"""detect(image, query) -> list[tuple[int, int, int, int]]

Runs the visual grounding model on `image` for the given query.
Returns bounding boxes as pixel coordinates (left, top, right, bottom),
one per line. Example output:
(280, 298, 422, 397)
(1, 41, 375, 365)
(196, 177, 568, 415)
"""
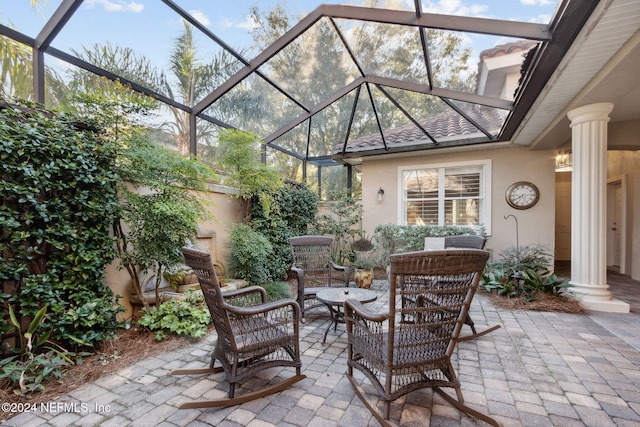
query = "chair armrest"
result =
(331, 261, 348, 271)
(331, 262, 351, 284)
(290, 266, 304, 285)
(344, 299, 388, 323)
(225, 298, 301, 320)
(223, 285, 267, 305)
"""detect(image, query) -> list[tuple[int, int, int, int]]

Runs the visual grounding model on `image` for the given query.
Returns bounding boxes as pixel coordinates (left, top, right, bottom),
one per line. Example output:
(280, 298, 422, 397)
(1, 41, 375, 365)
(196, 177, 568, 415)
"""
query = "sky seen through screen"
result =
(2, 0, 559, 75)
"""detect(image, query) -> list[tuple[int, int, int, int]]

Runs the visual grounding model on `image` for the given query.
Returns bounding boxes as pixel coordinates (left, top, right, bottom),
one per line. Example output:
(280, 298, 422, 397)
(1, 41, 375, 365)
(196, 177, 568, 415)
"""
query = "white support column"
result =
(567, 103, 629, 313)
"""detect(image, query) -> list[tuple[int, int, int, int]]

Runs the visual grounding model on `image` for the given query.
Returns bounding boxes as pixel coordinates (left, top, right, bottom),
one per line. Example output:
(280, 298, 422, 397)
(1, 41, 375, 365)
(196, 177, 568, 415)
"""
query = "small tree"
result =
(115, 134, 216, 305)
(216, 130, 319, 281)
(63, 80, 217, 307)
(312, 195, 361, 264)
(216, 129, 282, 220)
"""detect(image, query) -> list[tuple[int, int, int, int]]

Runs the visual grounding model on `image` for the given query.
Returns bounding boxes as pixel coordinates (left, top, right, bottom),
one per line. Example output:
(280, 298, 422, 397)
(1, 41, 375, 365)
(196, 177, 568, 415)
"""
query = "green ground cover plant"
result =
(138, 289, 210, 341)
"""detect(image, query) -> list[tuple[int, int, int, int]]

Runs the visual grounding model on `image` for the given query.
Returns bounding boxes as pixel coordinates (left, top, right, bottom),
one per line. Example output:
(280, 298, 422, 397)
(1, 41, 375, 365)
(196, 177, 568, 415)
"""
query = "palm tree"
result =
(0, 30, 64, 104)
(163, 21, 228, 156)
(0, 35, 33, 100)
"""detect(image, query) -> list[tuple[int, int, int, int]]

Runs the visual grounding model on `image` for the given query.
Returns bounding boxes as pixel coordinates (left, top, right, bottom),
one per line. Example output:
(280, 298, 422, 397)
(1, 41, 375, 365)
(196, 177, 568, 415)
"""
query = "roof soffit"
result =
(517, 0, 640, 150)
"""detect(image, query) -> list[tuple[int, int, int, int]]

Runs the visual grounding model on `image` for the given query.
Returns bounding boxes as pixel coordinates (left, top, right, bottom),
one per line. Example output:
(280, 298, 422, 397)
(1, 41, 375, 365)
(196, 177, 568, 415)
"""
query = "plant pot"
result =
(354, 268, 374, 289)
(182, 272, 199, 285)
(354, 250, 374, 262)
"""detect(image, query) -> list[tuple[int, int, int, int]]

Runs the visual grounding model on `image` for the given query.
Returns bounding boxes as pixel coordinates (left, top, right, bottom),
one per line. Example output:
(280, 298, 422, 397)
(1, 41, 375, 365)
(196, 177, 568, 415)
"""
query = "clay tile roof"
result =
(479, 40, 538, 61)
(337, 106, 504, 154)
(335, 40, 538, 156)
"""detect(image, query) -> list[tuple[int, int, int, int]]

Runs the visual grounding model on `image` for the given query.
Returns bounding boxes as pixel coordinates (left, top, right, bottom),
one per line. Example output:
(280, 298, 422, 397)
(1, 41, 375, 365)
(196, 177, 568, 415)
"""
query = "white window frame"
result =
(397, 159, 492, 235)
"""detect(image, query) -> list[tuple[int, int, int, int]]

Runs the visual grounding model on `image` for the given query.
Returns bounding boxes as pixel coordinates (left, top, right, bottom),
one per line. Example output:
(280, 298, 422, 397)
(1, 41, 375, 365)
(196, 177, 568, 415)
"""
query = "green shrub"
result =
(372, 224, 481, 262)
(263, 281, 293, 302)
(0, 103, 123, 349)
(229, 224, 273, 285)
(138, 290, 210, 340)
(351, 258, 374, 270)
(487, 244, 552, 273)
(278, 181, 319, 234)
(251, 181, 318, 281)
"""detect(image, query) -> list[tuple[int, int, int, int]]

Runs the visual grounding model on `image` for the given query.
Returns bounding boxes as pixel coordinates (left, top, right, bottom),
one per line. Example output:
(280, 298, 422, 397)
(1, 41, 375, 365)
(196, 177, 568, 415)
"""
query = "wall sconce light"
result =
(377, 187, 384, 201)
(555, 150, 572, 172)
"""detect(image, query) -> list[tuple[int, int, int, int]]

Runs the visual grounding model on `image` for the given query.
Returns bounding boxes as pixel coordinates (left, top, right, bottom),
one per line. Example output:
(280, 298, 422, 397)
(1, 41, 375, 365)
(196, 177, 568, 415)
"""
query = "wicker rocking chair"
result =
(443, 235, 500, 341)
(172, 247, 305, 409)
(289, 235, 350, 319)
(344, 249, 501, 426)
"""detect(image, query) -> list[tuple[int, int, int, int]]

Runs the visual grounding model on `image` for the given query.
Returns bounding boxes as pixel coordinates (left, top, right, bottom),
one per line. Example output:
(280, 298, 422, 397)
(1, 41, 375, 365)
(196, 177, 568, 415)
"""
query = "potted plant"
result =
(164, 263, 200, 292)
(352, 235, 374, 252)
(351, 258, 374, 289)
(351, 233, 375, 264)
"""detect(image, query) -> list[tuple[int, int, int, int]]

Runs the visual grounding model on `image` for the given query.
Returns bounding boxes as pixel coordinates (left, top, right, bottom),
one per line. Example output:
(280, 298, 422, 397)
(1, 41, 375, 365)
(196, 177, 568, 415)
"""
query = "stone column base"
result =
(569, 281, 630, 313)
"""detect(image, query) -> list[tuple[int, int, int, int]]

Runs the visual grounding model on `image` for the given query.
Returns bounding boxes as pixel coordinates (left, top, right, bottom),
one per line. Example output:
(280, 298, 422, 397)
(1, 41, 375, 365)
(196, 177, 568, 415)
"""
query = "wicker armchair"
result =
(345, 249, 501, 426)
(289, 235, 350, 318)
(172, 247, 305, 409)
(443, 235, 500, 340)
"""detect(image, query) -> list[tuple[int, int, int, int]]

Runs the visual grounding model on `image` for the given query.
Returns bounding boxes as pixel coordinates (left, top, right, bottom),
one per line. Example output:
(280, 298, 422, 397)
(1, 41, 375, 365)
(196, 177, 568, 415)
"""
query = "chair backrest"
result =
(181, 247, 233, 347)
(389, 249, 489, 360)
(289, 235, 334, 286)
(444, 235, 486, 250)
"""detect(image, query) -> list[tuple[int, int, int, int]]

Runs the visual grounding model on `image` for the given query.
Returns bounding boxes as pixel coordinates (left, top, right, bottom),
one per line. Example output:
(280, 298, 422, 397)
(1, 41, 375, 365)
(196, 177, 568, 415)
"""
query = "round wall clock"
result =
(505, 181, 539, 210)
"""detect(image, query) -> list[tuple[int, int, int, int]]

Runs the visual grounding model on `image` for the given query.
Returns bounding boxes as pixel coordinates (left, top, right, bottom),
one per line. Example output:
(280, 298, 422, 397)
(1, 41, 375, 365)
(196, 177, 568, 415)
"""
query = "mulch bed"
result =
(486, 290, 585, 314)
(0, 326, 192, 422)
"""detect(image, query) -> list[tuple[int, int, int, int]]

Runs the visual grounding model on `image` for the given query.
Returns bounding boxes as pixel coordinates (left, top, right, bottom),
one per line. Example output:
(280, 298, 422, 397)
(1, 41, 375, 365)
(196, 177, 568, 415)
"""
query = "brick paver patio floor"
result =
(5, 278, 640, 426)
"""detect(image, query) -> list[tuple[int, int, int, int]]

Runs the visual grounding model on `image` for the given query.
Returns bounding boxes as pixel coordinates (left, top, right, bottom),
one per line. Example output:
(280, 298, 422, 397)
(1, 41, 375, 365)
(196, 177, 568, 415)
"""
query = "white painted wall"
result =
(360, 146, 556, 260)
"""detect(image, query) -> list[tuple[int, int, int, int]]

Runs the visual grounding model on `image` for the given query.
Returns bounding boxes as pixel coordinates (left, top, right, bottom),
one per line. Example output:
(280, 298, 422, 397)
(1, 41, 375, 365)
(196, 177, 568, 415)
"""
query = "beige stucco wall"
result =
(554, 171, 572, 261)
(360, 145, 556, 260)
(609, 120, 640, 150)
(105, 184, 244, 321)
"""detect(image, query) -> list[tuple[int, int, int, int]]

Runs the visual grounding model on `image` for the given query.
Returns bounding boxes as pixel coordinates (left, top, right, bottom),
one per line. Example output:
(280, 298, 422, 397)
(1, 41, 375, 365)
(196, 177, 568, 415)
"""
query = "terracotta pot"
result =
(354, 268, 373, 289)
(182, 272, 199, 285)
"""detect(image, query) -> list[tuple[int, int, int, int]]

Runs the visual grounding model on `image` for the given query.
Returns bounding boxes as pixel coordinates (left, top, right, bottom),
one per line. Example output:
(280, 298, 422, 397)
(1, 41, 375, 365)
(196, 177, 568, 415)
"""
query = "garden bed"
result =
(0, 326, 192, 422)
(487, 290, 585, 314)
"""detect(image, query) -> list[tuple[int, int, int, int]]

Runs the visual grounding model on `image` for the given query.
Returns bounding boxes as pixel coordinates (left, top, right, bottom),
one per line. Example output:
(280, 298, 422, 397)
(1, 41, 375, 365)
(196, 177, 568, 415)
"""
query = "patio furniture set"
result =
(177, 235, 502, 426)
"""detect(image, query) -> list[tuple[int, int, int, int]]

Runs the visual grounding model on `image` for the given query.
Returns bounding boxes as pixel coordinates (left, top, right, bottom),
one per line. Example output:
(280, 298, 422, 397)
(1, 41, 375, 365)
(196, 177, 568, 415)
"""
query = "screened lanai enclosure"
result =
(1, 0, 597, 198)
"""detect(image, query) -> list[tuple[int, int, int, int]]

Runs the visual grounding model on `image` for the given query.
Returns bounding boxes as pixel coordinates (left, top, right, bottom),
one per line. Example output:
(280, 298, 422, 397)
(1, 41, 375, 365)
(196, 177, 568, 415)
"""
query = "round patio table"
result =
(316, 287, 377, 344)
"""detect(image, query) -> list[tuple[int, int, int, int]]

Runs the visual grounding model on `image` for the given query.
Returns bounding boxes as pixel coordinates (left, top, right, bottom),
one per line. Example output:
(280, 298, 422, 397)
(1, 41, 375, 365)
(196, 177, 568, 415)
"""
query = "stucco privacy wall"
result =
(104, 184, 244, 320)
(608, 150, 640, 280)
(360, 146, 556, 259)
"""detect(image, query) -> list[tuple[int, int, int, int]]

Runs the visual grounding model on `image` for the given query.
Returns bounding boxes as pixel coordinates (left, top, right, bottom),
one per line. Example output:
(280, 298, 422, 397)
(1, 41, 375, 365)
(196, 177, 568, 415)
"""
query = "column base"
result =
(579, 296, 630, 313)
(569, 281, 630, 313)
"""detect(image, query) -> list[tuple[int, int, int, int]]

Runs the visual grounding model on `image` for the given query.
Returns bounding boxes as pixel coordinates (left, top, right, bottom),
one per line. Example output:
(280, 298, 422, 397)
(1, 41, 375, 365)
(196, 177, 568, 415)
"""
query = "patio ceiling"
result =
(0, 0, 602, 167)
(519, 0, 640, 151)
